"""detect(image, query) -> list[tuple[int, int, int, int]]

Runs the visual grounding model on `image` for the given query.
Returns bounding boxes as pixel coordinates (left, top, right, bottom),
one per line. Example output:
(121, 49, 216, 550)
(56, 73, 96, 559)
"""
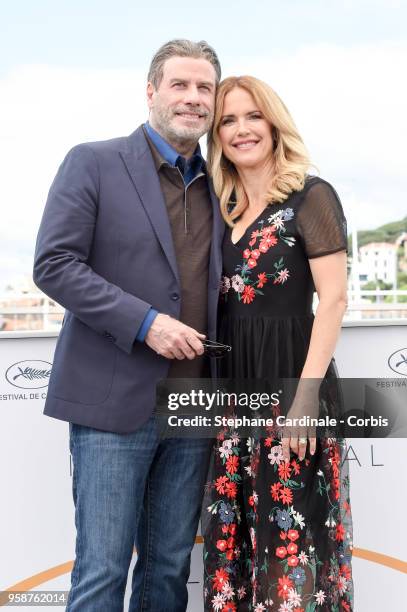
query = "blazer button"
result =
(171, 293, 180, 301)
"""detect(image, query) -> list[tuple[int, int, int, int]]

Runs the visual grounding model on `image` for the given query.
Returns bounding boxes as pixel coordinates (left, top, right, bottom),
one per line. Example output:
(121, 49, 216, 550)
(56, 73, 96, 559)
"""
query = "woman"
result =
(202, 76, 353, 611)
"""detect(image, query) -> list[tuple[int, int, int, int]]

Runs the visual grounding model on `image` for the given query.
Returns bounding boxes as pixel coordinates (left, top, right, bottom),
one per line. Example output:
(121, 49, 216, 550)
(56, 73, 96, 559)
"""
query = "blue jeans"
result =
(66, 415, 211, 612)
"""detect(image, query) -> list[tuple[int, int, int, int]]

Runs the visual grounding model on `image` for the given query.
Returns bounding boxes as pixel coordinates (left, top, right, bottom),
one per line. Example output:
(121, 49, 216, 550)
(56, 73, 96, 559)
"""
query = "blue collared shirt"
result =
(144, 122, 205, 185)
(136, 123, 205, 342)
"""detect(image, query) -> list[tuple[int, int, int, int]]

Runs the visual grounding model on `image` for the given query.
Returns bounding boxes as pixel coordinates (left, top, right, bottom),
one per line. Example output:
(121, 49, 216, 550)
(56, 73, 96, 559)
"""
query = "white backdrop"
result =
(0, 324, 406, 611)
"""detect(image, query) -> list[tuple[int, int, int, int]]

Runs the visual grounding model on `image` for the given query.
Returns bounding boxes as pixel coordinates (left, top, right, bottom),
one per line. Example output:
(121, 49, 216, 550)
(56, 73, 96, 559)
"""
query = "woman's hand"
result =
(281, 379, 320, 462)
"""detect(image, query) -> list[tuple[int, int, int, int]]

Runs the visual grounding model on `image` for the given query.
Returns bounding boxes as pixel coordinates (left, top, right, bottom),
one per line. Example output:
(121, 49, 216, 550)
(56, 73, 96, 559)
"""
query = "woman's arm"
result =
(282, 250, 347, 461)
(301, 250, 348, 378)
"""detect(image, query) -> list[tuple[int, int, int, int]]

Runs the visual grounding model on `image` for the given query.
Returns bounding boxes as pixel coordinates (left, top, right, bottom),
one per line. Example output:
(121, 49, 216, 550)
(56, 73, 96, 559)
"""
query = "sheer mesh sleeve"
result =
(297, 178, 348, 258)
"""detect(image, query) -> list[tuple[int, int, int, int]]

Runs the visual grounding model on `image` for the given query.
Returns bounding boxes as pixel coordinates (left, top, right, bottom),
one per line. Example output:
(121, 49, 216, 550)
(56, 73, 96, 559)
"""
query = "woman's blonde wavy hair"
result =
(207, 76, 311, 226)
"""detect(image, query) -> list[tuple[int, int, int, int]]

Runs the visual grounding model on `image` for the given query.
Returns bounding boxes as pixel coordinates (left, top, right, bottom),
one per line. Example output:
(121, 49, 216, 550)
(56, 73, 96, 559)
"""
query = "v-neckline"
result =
(230, 205, 271, 247)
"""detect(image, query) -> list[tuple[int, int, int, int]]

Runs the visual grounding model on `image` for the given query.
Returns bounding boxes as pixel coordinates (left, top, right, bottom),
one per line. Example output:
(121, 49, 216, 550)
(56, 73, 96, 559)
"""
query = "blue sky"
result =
(2, 0, 406, 74)
(1, 0, 406, 290)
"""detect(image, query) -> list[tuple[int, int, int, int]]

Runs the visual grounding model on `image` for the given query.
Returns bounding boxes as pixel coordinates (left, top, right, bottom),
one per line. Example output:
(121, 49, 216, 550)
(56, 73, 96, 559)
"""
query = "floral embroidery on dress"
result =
(204, 418, 354, 612)
(221, 207, 296, 305)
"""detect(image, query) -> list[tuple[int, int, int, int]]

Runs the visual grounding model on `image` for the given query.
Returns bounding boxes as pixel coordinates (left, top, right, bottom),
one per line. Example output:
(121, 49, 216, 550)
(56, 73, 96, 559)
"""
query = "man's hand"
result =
(145, 314, 206, 360)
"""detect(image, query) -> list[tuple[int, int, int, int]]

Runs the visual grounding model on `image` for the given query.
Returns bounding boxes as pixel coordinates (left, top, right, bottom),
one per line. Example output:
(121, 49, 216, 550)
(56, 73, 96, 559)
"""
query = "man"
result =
(33, 39, 224, 612)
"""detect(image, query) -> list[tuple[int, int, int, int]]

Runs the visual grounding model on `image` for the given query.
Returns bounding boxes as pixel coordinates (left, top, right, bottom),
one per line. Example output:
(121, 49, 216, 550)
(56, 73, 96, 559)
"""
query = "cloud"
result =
(223, 41, 407, 229)
(0, 42, 406, 288)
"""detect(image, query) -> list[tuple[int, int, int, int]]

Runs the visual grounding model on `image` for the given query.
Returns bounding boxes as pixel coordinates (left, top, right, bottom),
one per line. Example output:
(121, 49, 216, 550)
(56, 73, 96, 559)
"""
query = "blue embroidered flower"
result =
(218, 501, 235, 524)
(276, 508, 292, 531)
(282, 207, 294, 221)
(289, 566, 306, 585)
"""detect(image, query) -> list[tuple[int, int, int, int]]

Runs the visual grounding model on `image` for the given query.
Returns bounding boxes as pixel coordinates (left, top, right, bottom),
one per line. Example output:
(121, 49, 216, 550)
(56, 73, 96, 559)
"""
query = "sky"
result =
(1, 0, 406, 291)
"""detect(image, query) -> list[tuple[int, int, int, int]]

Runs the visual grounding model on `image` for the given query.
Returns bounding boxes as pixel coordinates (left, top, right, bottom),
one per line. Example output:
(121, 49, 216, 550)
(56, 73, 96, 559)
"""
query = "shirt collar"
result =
(144, 121, 205, 179)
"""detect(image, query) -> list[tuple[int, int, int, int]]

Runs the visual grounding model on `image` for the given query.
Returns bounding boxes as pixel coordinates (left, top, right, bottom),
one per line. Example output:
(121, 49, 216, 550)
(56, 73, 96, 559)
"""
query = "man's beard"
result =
(151, 98, 213, 147)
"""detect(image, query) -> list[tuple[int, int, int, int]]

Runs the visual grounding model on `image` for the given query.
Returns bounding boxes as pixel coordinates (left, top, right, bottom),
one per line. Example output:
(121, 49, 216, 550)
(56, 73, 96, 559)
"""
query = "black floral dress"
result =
(202, 177, 354, 612)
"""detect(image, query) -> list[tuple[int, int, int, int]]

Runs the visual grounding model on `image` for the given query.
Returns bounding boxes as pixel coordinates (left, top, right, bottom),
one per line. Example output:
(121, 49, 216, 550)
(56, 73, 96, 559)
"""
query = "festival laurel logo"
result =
(5, 360, 52, 389)
(388, 348, 407, 377)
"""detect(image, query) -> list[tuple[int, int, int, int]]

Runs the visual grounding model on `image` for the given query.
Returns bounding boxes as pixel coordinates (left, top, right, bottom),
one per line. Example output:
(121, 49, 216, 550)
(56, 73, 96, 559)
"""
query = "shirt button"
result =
(171, 293, 180, 301)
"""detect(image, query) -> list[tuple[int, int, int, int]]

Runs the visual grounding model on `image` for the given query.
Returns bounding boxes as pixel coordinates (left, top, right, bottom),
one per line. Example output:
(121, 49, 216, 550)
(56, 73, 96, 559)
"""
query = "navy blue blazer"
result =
(33, 126, 225, 433)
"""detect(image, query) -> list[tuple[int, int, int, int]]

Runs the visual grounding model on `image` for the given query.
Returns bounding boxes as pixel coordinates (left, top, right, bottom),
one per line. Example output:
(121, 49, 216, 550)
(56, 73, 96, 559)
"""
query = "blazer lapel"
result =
(208, 179, 225, 290)
(120, 127, 180, 283)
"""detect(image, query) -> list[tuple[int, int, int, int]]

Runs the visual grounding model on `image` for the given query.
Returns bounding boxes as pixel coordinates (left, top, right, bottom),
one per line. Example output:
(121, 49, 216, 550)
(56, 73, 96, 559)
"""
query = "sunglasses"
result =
(202, 340, 232, 358)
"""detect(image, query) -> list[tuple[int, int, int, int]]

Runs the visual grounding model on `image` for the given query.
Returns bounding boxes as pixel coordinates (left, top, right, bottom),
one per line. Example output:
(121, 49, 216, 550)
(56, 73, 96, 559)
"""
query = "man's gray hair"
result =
(148, 39, 221, 89)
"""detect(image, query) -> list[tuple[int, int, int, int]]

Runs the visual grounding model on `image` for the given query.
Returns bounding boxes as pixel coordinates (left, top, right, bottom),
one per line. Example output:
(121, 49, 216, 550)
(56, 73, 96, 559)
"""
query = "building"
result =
(358, 242, 397, 286)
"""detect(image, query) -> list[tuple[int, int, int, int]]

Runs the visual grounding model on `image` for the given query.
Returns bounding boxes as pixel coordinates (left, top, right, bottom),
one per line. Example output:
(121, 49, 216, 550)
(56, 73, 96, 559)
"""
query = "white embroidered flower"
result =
(268, 210, 283, 224)
(317, 470, 324, 476)
(244, 465, 253, 477)
(219, 439, 233, 459)
(220, 276, 231, 294)
(338, 575, 348, 595)
(268, 444, 284, 465)
(315, 590, 326, 604)
(278, 601, 293, 612)
(277, 268, 290, 283)
(247, 437, 254, 452)
(298, 550, 309, 565)
(293, 511, 305, 529)
(287, 588, 301, 606)
(211, 592, 226, 610)
(230, 431, 240, 445)
(231, 274, 245, 293)
(265, 599, 274, 607)
(237, 586, 246, 600)
(254, 604, 267, 612)
(221, 582, 235, 599)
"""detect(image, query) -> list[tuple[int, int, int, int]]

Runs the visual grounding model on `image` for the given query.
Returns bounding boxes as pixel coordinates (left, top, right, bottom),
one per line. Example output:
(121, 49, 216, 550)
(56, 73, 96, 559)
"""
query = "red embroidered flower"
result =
(251, 249, 260, 259)
(279, 531, 288, 540)
(270, 482, 282, 501)
(227, 536, 235, 549)
(277, 575, 293, 599)
(287, 529, 299, 541)
(225, 549, 235, 561)
(225, 481, 237, 499)
(216, 539, 228, 551)
(257, 272, 268, 288)
(276, 546, 287, 558)
(247, 258, 258, 269)
(335, 523, 345, 542)
(221, 603, 236, 612)
(278, 462, 292, 481)
(226, 455, 239, 475)
(243, 248, 251, 259)
(287, 555, 299, 567)
(280, 485, 293, 505)
(261, 224, 277, 237)
(215, 475, 229, 494)
(242, 286, 255, 304)
(340, 564, 352, 580)
(291, 459, 300, 475)
(212, 568, 228, 591)
(287, 542, 298, 555)
(229, 523, 237, 536)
